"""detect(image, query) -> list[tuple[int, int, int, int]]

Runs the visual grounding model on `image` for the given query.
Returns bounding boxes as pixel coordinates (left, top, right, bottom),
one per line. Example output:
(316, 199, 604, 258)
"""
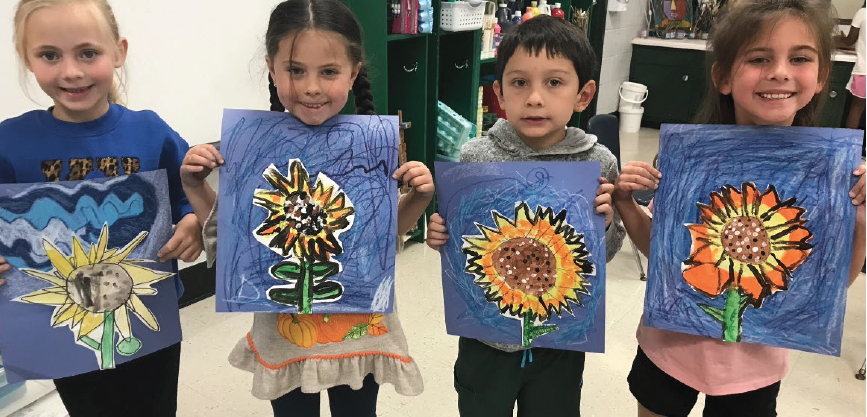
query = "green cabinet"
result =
(629, 45, 706, 124)
(629, 44, 854, 127)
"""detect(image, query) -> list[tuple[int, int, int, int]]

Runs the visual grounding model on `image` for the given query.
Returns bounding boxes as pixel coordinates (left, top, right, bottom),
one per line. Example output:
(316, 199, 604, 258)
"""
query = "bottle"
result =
(496, 2, 510, 25)
(512, 10, 524, 25)
(493, 23, 502, 55)
(507, 0, 520, 15)
(523, 7, 534, 21)
(531, 1, 541, 16)
(552, 2, 565, 19)
(538, 0, 551, 15)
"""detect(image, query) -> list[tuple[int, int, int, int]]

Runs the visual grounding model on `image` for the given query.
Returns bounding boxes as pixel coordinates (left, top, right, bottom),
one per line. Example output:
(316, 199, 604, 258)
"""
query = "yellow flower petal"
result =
(132, 286, 158, 295)
(115, 306, 132, 339)
(104, 231, 148, 264)
(42, 239, 74, 278)
(77, 312, 105, 340)
(127, 294, 160, 331)
(18, 289, 69, 305)
(52, 303, 79, 327)
(71, 236, 90, 269)
(94, 223, 109, 262)
(21, 269, 67, 287)
(122, 262, 174, 286)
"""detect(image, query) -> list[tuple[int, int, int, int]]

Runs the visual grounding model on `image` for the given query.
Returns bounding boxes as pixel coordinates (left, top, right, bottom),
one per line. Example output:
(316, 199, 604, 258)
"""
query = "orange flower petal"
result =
(689, 244, 721, 264)
(763, 266, 787, 289)
(737, 268, 765, 304)
(682, 263, 729, 297)
(741, 183, 761, 216)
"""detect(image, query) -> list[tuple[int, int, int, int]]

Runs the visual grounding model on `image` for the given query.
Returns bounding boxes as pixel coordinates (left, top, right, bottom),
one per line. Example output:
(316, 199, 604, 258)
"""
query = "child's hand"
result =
(613, 161, 661, 201)
(852, 164, 866, 226)
(181, 145, 223, 188)
(427, 213, 449, 251)
(393, 161, 434, 197)
(596, 178, 615, 227)
(0, 257, 9, 285)
(157, 214, 203, 263)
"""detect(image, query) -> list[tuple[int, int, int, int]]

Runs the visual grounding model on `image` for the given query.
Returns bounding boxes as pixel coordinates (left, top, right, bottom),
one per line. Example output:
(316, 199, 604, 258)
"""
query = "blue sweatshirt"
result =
(0, 104, 194, 297)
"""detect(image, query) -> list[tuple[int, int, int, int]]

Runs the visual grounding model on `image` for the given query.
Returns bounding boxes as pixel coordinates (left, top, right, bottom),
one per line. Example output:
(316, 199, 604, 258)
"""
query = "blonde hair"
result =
(13, 0, 126, 104)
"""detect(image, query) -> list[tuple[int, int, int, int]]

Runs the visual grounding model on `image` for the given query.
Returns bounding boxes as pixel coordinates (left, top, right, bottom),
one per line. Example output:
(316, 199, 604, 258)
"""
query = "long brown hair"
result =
(694, 0, 836, 126)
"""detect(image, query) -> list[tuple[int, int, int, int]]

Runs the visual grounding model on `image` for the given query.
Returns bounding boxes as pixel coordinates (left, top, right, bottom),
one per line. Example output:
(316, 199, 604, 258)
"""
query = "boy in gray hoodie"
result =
(427, 15, 625, 417)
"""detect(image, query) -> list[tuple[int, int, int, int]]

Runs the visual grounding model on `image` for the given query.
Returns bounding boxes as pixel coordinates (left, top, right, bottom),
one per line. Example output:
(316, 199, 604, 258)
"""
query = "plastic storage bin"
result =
(436, 101, 477, 159)
(440, 1, 486, 32)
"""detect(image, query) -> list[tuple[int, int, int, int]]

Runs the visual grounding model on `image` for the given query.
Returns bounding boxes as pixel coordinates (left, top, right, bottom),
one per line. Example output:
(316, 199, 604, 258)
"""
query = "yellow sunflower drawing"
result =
(17, 224, 174, 369)
(253, 160, 355, 261)
(463, 202, 594, 345)
(683, 182, 812, 341)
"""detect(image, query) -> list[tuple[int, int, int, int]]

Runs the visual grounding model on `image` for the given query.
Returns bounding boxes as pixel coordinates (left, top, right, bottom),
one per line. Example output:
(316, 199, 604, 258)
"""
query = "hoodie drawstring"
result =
(520, 348, 533, 368)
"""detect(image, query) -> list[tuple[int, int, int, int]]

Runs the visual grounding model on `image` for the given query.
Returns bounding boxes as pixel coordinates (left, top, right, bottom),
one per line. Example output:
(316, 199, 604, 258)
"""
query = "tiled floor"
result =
(10, 128, 867, 416)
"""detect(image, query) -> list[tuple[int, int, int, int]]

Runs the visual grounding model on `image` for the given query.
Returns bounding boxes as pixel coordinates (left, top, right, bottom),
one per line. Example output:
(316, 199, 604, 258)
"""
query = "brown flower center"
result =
(721, 216, 770, 264)
(67, 264, 133, 313)
(284, 191, 329, 236)
(492, 238, 556, 297)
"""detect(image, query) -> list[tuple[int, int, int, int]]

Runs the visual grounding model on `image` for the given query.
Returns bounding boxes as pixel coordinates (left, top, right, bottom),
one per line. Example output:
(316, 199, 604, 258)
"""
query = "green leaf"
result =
(313, 281, 344, 300)
(311, 261, 340, 278)
(526, 323, 558, 341)
(116, 337, 142, 356)
(268, 288, 300, 306)
(343, 324, 369, 340)
(698, 303, 726, 323)
(271, 261, 302, 281)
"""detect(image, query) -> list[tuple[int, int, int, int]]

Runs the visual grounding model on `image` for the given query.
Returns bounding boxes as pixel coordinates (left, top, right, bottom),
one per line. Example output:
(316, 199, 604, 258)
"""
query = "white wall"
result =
(597, 0, 648, 115)
(0, 0, 279, 146)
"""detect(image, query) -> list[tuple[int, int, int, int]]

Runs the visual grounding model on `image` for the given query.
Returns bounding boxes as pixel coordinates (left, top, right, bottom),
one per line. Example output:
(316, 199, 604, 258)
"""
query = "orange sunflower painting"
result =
(462, 202, 594, 346)
(683, 183, 813, 342)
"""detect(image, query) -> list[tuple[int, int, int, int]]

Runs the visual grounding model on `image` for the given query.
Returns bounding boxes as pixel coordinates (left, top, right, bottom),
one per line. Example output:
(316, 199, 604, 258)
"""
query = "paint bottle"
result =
(538, 0, 552, 15)
(512, 10, 523, 25)
(522, 7, 534, 21)
(496, 2, 511, 25)
(530, 1, 541, 16)
(552, 3, 565, 19)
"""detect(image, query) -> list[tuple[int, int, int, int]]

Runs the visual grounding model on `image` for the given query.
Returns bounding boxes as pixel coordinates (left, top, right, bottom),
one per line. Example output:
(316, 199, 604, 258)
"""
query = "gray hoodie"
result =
(458, 118, 626, 353)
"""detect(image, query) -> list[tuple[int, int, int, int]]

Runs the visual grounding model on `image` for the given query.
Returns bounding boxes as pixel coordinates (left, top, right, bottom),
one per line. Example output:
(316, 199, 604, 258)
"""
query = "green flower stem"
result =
(722, 288, 744, 342)
(101, 311, 115, 369)
(522, 314, 558, 346)
(299, 260, 312, 314)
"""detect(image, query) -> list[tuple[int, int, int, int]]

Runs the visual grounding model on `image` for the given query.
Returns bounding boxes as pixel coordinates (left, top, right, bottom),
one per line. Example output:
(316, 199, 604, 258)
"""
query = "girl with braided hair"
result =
(180, 1, 430, 415)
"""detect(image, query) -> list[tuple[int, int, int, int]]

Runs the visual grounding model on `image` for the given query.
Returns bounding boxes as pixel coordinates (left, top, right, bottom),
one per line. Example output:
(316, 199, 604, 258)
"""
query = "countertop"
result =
(632, 37, 857, 63)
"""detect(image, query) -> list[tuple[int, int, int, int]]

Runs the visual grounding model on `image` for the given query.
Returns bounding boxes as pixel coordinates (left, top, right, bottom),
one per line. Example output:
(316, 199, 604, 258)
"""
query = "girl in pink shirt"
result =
(613, 0, 867, 416)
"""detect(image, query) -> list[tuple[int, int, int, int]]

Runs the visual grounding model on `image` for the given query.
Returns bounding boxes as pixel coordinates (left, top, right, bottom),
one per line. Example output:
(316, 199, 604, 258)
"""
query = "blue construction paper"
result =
(0, 170, 181, 382)
(436, 161, 606, 352)
(216, 109, 399, 313)
(645, 124, 861, 356)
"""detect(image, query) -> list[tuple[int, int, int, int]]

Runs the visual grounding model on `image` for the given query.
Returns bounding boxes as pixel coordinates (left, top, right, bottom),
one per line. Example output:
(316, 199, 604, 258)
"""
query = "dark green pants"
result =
(454, 337, 585, 417)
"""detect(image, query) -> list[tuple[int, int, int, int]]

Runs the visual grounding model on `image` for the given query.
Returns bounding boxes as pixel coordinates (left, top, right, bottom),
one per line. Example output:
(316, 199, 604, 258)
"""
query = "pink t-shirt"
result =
(637, 321, 788, 396)
(639, 199, 789, 396)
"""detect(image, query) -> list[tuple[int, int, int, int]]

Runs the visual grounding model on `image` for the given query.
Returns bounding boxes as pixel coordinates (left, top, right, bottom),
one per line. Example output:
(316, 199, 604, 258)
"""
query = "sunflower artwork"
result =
(644, 124, 861, 355)
(217, 109, 399, 313)
(0, 171, 182, 382)
(436, 161, 606, 352)
(252, 160, 354, 313)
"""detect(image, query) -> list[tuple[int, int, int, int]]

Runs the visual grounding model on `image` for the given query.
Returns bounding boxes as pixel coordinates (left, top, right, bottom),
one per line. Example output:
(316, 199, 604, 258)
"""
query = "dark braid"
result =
(352, 66, 375, 115)
(268, 73, 286, 112)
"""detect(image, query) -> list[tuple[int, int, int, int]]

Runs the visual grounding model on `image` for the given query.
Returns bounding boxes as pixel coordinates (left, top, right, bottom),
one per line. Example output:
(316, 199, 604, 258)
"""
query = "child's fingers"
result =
(597, 182, 615, 195)
(428, 219, 448, 233)
(181, 164, 204, 173)
(619, 173, 657, 190)
(851, 165, 866, 205)
(187, 154, 217, 169)
(430, 213, 445, 226)
(0, 264, 9, 274)
(392, 161, 422, 179)
(427, 230, 450, 241)
(200, 145, 224, 165)
(157, 235, 183, 262)
(400, 166, 429, 183)
(179, 246, 201, 263)
(626, 161, 662, 178)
